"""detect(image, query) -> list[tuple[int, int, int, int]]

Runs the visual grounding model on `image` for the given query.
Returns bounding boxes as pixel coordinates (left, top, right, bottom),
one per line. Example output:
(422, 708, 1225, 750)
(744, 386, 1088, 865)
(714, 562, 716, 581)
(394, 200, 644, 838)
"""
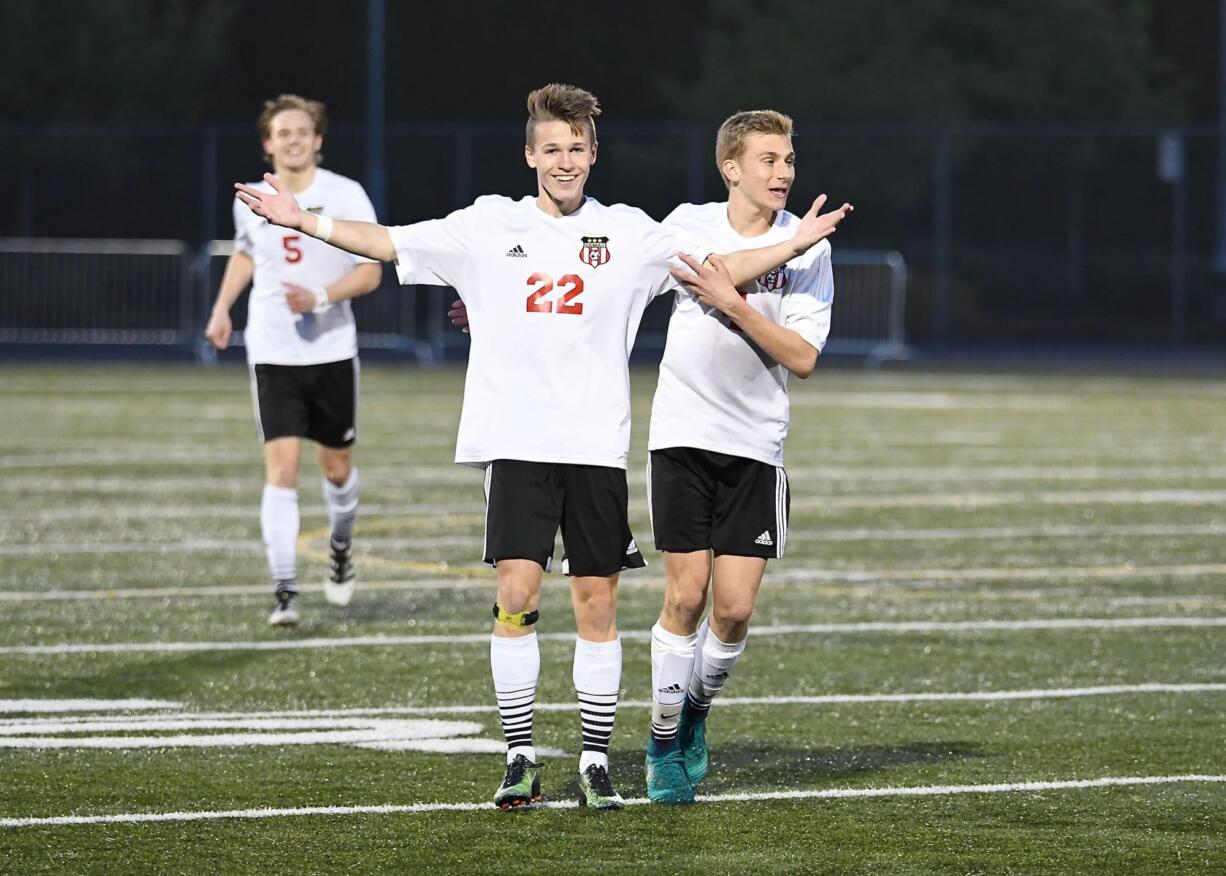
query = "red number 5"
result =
(525, 272, 584, 315)
(283, 235, 303, 263)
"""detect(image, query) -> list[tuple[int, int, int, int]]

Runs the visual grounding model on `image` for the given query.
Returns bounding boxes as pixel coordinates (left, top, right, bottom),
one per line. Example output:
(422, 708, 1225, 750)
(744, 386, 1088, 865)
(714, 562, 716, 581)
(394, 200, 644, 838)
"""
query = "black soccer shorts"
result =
(482, 459, 647, 577)
(648, 446, 789, 559)
(250, 357, 358, 448)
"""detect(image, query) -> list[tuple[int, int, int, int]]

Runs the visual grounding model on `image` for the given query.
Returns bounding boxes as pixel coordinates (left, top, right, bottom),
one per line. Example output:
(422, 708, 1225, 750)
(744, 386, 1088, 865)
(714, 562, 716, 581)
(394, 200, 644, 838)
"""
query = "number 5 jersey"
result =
(234, 167, 378, 366)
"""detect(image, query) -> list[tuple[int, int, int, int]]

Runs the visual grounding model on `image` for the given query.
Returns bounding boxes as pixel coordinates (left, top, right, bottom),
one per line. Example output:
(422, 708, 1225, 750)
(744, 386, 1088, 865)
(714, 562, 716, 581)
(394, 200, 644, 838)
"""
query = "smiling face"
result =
(262, 108, 322, 175)
(723, 132, 795, 213)
(525, 119, 597, 216)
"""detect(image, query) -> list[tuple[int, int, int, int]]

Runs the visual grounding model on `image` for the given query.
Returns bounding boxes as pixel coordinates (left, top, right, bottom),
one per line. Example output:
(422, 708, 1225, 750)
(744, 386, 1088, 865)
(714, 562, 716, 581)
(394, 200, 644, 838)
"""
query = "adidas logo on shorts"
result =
(626, 539, 638, 555)
(754, 530, 774, 546)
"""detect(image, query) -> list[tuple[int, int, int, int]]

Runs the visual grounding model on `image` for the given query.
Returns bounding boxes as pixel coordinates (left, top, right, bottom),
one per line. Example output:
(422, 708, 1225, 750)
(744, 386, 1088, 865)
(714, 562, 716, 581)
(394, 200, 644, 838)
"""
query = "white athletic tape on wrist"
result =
(312, 286, 330, 311)
(312, 214, 334, 242)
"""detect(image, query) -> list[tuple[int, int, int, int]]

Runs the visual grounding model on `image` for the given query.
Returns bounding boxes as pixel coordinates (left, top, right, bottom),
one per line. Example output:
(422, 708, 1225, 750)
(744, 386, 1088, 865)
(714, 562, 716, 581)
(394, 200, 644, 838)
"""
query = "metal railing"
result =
(0, 239, 192, 347)
(0, 238, 908, 362)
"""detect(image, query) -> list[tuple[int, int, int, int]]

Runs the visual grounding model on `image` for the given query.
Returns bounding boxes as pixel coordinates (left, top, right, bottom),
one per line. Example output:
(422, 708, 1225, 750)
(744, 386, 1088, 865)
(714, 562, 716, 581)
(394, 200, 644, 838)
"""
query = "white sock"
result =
(650, 622, 697, 746)
(686, 622, 746, 715)
(573, 637, 621, 772)
(491, 633, 539, 763)
(323, 467, 359, 545)
(260, 484, 299, 584)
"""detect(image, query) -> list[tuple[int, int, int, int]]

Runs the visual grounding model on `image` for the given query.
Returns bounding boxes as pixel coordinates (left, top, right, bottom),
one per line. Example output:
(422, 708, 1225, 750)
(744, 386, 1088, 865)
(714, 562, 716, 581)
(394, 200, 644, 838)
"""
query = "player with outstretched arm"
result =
(234, 84, 852, 810)
(643, 110, 838, 803)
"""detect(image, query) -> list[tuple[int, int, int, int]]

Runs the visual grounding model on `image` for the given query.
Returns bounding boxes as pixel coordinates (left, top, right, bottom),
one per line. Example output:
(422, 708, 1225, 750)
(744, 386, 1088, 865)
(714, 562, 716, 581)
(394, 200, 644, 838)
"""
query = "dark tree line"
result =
(0, 0, 1218, 125)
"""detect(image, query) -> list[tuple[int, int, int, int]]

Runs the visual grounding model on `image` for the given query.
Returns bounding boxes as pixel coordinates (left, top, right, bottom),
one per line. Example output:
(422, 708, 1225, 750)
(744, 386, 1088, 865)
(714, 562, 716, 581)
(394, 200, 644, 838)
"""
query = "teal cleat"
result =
(645, 739, 694, 804)
(676, 702, 709, 787)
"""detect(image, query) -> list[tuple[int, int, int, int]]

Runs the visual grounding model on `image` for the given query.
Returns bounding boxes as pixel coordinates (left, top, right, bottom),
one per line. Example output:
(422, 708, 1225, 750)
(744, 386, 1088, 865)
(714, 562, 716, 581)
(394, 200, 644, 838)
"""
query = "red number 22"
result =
(525, 272, 584, 315)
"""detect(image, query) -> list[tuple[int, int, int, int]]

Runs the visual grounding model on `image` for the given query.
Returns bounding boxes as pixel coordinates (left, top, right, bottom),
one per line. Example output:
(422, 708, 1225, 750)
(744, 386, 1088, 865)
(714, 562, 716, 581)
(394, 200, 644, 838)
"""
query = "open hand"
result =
(792, 194, 854, 254)
(235, 173, 304, 229)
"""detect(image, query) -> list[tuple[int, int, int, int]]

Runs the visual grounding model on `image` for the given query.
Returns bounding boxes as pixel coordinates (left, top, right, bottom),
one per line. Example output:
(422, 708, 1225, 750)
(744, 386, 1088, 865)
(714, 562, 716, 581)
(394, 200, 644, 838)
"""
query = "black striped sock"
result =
(577, 690, 618, 755)
(495, 683, 535, 753)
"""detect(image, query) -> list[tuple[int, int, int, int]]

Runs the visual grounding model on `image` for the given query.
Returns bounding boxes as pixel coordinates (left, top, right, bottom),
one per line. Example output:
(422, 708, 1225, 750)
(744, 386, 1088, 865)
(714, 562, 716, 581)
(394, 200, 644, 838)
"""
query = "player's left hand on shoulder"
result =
(670, 253, 741, 311)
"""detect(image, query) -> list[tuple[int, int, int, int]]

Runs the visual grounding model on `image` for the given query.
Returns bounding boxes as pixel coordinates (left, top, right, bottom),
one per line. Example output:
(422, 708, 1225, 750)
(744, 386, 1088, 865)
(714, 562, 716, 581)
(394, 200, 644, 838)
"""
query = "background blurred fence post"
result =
(932, 128, 952, 345)
(200, 125, 219, 248)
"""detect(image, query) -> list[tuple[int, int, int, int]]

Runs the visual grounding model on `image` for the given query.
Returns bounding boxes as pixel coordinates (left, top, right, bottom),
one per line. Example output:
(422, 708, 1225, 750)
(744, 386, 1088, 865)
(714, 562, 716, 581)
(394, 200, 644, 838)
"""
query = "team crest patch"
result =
(579, 236, 611, 268)
(759, 268, 787, 290)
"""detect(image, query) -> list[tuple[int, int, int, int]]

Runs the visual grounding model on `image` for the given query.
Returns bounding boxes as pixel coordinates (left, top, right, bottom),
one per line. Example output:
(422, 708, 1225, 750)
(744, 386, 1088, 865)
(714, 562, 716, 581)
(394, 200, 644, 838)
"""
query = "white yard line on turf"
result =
(7, 522, 1226, 557)
(2, 774, 1223, 827)
(5, 504, 478, 522)
(0, 699, 182, 713)
(12, 489, 1226, 517)
(2, 616, 1224, 655)
(8, 683, 1225, 724)
(4, 562, 1225, 602)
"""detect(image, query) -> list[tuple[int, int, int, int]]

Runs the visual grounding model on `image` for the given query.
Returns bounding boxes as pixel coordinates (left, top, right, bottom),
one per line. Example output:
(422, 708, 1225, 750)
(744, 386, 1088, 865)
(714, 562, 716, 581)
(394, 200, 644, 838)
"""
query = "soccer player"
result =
(234, 84, 851, 810)
(643, 110, 836, 803)
(205, 95, 382, 627)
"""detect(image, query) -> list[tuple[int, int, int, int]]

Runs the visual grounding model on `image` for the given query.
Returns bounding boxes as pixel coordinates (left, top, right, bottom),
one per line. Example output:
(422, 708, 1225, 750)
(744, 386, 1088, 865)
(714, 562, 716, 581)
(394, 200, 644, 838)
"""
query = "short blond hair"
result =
(525, 83, 600, 146)
(715, 110, 794, 188)
(258, 94, 327, 165)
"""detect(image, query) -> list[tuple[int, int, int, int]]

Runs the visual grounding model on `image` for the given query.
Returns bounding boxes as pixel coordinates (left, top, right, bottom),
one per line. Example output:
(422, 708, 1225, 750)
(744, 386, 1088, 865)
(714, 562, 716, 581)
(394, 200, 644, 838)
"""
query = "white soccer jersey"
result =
(389, 195, 703, 469)
(234, 167, 377, 366)
(649, 201, 834, 467)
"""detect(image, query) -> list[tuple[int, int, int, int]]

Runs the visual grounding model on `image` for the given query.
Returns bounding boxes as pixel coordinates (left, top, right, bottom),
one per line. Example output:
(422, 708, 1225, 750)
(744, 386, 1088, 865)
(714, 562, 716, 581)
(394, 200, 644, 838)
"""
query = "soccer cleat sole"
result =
(577, 794, 625, 811)
(323, 579, 355, 607)
(495, 793, 543, 811)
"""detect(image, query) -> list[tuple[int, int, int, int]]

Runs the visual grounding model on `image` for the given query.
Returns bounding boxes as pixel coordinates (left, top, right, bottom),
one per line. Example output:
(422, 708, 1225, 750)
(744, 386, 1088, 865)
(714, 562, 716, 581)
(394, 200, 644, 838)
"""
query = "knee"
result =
(267, 467, 298, 488)
(497, 584, 535, 616)
(662, 582, 707, 627)
(322, 457, 351, 486)
(573, 585, 615, 617)
(713, 599, 754, 631)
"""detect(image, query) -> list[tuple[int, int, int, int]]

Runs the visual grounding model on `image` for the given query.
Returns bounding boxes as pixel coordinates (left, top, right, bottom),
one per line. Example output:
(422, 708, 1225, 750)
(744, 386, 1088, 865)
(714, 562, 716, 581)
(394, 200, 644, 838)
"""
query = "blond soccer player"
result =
(234, 84, 852, 809)
(641, 110, 839, 803)
(206, 95, 382, 626)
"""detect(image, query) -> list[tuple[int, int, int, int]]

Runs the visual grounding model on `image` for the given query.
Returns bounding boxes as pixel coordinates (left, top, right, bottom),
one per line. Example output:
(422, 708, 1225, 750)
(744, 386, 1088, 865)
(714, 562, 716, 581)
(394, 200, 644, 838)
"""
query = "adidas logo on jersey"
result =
(505, 244, 527, 258)
(754, 530, 774, 546)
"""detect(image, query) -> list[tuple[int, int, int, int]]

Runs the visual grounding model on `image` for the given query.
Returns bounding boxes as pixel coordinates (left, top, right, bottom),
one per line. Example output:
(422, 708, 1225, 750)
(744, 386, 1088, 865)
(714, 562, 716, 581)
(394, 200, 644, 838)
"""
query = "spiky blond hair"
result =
(525, 83, 600, 146)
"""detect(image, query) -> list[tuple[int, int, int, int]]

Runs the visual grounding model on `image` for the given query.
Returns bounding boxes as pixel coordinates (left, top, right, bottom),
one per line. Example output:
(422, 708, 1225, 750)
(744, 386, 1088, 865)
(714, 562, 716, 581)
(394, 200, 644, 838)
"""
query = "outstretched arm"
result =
(235, 173, 396, 262)
(716, 194, 852, 287)
(671, 253, 819, 378)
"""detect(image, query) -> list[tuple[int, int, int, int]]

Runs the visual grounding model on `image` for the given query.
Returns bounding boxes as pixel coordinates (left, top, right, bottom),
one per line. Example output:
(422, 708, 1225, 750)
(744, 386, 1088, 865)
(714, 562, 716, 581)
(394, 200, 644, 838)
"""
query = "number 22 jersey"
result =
(389, 195, 703, 469)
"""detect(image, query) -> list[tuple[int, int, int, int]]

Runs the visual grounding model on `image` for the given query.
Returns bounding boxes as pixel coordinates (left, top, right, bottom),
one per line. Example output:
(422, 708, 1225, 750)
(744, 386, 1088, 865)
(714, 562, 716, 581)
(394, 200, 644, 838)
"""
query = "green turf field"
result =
(1, 363, 1224, 874)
